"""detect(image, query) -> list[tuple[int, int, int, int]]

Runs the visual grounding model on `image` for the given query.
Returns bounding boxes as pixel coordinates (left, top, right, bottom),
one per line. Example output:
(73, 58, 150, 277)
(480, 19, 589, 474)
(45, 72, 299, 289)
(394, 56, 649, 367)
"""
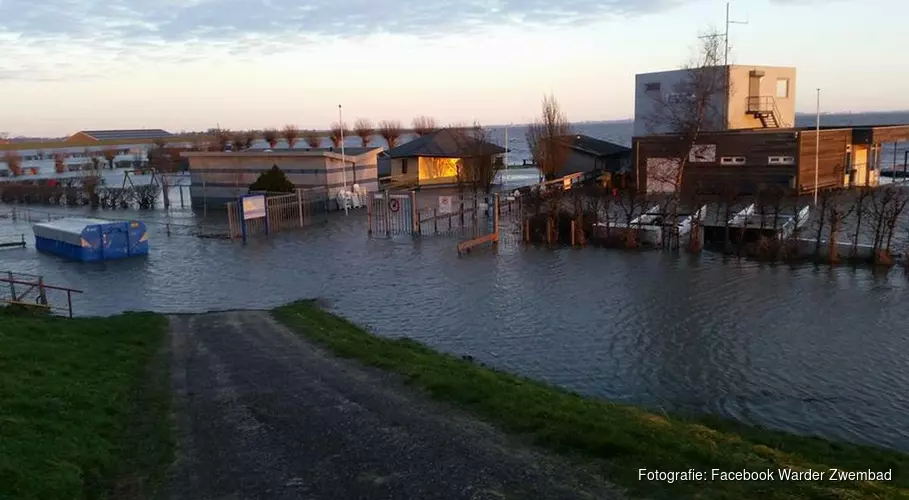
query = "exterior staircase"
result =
(746, 96, 786, 128)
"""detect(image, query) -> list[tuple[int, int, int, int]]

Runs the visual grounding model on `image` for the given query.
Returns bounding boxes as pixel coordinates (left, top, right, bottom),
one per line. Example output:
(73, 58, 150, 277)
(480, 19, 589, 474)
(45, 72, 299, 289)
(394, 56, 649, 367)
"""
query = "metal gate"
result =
(368, 192, 415, 236)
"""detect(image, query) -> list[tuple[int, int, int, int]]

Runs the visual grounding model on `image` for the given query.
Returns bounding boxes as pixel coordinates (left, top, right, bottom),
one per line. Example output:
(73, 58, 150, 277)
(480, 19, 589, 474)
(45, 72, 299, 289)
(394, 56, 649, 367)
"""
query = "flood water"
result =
(1, 182, 909, 455)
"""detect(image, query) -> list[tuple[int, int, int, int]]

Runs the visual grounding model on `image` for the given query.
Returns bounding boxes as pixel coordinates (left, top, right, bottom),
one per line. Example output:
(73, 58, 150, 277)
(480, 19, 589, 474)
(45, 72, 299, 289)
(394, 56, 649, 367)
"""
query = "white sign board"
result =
(438, 196, 453, 214)
(242, 194, 267, 220)
(646, 158, 681, 194)
(689, 144, 716, 163)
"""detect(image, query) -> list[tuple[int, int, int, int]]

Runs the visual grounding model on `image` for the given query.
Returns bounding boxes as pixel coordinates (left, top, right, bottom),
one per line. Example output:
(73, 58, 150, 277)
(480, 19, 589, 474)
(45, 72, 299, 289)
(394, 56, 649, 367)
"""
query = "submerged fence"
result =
(0, 271, 82, 318)
(226, 188, 326, 240)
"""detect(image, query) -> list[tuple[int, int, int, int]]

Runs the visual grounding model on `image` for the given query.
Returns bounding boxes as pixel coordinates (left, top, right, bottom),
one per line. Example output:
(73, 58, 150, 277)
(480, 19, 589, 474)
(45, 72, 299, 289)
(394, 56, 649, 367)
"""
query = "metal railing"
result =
(746, 96, 789, 128)
(0, 271, 83, 318)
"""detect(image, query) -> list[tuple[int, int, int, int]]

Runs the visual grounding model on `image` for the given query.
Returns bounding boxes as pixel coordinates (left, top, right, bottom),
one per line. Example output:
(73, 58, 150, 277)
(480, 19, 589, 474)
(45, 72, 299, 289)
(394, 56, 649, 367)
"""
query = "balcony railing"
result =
(746, 96, 774, 113)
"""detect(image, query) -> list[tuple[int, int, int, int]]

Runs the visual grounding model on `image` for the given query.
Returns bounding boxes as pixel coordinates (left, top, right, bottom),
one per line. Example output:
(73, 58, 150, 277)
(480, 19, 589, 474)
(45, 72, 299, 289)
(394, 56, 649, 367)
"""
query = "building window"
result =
(401, 159, 408, 174)
(776, 78, 789, 98)
(644, 82, 661, 92)
(768, 156, 795, 165)
(720, 156, 746, 165)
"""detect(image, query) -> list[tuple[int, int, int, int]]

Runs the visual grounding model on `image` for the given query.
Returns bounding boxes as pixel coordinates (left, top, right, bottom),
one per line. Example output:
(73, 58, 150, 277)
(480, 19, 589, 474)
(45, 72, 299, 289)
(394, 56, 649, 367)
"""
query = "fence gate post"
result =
(367, 193, 373, 236)
(411, 191, 419, 235)
(493, 194, 500, 241)
(297, 189, 304, 228)
(384, 190, 390, 236)
(7, 271, 15, 300)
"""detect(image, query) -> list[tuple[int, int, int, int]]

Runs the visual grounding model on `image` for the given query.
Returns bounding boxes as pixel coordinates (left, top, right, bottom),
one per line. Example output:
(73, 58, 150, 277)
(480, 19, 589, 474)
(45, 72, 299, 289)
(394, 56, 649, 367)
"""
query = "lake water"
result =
(1, 193, 908, 454)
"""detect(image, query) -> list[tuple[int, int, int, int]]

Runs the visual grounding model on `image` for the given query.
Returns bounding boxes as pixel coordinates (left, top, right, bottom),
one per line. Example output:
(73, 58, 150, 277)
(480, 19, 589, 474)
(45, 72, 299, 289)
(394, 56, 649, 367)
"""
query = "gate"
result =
(226, 189, 322, 240)
(1, 271, 83, 318)
(368, 192, 415, 236)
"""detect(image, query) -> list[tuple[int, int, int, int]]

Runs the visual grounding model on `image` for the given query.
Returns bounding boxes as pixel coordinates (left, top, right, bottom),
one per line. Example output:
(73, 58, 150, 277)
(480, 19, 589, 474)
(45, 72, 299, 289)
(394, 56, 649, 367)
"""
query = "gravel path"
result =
(164, 310, 624, 500)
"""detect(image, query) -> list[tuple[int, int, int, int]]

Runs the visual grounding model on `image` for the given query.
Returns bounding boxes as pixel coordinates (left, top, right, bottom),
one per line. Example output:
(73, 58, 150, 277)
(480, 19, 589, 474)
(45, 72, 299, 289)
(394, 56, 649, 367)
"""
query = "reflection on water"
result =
(1, 199, 908, 454)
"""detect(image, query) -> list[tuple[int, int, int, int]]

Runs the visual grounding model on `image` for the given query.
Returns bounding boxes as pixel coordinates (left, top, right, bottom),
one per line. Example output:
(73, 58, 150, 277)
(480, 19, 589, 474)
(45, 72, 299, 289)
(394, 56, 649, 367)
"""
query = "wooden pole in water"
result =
(493, 194, 500, 242)
(571, 220, 576, 246)
(367, 193, 373, 236)
(547, 218, 552, 245)
(297, 189, 304, 228)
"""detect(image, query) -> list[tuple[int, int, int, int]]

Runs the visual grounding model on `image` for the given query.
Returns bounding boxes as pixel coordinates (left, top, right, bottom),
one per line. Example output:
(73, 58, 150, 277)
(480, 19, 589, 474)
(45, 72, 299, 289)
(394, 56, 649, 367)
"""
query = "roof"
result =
(383, 128, 506, 159)
(245, 147, 381, 156)
(561, 134, 630, 157)
(74, 129, 174, 141)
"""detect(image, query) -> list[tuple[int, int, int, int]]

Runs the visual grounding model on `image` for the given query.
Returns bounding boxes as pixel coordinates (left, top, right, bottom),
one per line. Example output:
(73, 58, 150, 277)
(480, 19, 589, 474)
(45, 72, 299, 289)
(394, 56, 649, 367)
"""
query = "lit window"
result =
(768, 156, 795, 165)
(720, 156, 746, 165)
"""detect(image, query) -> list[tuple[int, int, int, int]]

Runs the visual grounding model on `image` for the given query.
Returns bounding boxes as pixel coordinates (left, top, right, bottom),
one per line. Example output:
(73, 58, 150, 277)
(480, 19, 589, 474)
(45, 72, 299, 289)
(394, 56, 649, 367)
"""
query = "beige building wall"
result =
(726, 65, 797, 130)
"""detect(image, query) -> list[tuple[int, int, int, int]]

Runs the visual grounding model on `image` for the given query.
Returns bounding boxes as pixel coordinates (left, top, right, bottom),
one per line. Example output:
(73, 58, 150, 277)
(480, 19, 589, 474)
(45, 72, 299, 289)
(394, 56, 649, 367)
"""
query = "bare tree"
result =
(377, 120, 402, 148)
(303, 130, 322, 149)
(102, 148, 118, 169)
(53, 152, 66, 174)
(263, 128, 279, 149)
(329, 122, 348, 149)
(644, 32, 728, 237)
(826, 192, 855, 264)
(153, 138, 167, 149)
(215, 129, 232, 151)
(453, 123, 503, 195)
(525, 93, 571, 181)
(850, 187, 873, 260)
(243, 130, 257, 149)
(231, 132, 247, 151)
(148, 146, 179, 209)
(353, 118, 374, 147)
(411, 116, 438, 137)
(3, 150, 23, 176)
(282, 125, 300, 149)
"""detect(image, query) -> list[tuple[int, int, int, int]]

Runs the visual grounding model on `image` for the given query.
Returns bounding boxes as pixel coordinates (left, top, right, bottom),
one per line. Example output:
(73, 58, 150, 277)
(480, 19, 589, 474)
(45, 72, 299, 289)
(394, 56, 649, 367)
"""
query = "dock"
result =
(0, 234, 26, 249)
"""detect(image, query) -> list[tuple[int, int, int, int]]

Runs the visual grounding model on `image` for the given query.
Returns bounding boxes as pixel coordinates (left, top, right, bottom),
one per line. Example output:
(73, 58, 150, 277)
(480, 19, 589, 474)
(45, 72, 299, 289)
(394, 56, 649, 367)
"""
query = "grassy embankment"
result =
(0, 308, 172, 500)
(274, 300, 909, 500)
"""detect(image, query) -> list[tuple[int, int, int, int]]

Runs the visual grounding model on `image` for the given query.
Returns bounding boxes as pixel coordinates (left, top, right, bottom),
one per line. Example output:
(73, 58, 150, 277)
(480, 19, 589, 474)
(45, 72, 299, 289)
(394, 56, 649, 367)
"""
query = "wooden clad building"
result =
(633, 124, 909, 195)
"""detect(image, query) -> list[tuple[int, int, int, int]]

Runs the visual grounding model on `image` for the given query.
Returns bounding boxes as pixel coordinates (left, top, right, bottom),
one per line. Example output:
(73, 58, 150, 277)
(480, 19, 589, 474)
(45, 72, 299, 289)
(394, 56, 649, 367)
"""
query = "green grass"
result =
(0, 309, 173, 500)
(274, 300, 909, 500)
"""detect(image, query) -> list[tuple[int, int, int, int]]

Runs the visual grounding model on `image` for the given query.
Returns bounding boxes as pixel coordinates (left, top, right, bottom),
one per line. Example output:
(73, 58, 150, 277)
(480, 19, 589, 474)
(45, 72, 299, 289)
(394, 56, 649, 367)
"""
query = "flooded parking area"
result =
(1, 191, 908, 455)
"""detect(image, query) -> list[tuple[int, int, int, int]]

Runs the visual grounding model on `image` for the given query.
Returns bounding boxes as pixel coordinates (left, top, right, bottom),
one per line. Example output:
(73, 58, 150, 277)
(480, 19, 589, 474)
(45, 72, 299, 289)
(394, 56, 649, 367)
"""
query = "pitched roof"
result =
(76, 129, 174, 141)
(561, 134, 630, 157)
(384, 128, 506, 159)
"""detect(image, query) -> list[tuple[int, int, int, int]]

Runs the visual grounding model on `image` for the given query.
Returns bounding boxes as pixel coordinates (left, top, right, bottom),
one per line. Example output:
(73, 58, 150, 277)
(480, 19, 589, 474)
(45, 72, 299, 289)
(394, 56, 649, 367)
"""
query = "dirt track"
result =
(164, 310, 624, 500)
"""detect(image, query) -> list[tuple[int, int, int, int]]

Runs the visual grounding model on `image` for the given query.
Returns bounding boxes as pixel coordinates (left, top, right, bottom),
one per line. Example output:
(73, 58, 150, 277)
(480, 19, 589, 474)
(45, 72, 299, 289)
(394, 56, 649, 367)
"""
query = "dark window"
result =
(644, 82, 661, 92)
(401, 159, 408, 174)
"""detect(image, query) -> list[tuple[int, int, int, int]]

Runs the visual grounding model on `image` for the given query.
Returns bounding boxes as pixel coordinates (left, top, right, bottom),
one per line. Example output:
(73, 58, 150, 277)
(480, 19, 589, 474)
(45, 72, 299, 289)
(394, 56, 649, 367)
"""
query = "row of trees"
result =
(208, 115, 443, 152)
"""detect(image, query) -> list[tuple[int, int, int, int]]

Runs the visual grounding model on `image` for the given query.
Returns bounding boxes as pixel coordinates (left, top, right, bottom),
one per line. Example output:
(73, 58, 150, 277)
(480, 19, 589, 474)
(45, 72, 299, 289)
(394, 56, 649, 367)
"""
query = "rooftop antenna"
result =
(724, 2, 749, 66)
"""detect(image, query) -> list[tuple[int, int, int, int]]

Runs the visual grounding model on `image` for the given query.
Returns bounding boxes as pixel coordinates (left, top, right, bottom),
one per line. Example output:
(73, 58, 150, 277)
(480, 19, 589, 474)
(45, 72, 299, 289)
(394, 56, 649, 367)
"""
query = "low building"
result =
(633, 124, 909, 195)
(182, 147, 382, 208)
(64, 129, 174, 144)
(384, 128, 506, 187)
(634, 65, 797, 136)
(555, 134, 631, 180)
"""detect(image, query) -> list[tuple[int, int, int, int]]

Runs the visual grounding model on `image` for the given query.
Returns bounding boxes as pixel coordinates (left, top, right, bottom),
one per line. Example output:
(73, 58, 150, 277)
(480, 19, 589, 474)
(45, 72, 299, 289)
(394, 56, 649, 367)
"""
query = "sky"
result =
(1, 0, 908, 137)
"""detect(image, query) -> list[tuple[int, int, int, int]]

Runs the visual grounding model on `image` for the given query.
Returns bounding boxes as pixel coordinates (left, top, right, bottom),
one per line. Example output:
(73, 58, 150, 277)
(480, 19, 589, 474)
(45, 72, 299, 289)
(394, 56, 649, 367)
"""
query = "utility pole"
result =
(338, 104, 348, 215)
(724, 2, 748, 67)
(814, 88, 820, 206)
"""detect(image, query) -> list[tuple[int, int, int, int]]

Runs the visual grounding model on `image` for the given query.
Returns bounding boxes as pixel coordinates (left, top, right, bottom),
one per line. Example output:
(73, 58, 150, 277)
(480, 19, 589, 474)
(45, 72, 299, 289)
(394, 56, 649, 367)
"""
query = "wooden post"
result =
(571, 220, 576, 246)
(524, 218, 530, 243)
(8, 271, 15, 300)
(492, 193, 499, 238)
(493, 194, 500, 246)
(411, 191, 419, 235)
(384, 190, 390, 236)
(433, 209, 438, 234)
(179, 184, 185, 208)
(297, 189, 304, 228)
(546, 218, 552, 245)
(367, 193, 373, 236)
(67, 290, 73, 318)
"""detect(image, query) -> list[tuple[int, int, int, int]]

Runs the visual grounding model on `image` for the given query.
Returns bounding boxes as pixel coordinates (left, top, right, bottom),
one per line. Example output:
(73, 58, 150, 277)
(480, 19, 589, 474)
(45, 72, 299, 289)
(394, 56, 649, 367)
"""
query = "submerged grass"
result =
(274, 300, 909, 500)
(0, 309, 173, 500)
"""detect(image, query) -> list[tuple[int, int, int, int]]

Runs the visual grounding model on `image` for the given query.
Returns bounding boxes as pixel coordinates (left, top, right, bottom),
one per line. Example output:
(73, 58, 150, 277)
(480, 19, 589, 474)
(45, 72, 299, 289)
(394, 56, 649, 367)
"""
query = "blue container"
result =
(33, 217, 149, 262)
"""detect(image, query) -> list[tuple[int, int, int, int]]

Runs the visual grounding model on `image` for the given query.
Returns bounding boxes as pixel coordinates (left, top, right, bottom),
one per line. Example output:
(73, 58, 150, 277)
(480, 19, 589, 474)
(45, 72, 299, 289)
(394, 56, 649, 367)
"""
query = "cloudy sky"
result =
(1, 0, 907, 136)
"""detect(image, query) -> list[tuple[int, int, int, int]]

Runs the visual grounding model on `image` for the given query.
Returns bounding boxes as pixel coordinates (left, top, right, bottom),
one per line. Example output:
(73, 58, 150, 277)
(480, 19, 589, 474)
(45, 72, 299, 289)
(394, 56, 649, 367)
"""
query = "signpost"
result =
(438, 195, 453, 214)
(239, 194, 268, 242)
